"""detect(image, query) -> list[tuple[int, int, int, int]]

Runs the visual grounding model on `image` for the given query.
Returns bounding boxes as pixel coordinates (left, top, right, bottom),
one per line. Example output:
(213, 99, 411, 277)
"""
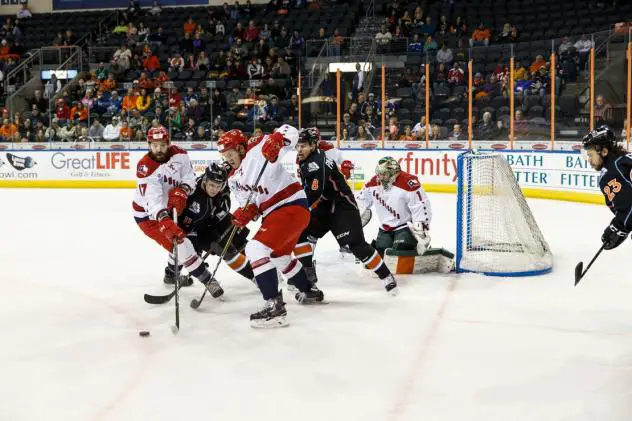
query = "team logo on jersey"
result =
(407, 179, 419, 188)
(307, 162, 320, 172)
(311, 179, 319, 190)
(138, 164, 149, 177)
(6, 153, 36, 171)
(189, 201, 201, 214)
(167, 162, 180, 173)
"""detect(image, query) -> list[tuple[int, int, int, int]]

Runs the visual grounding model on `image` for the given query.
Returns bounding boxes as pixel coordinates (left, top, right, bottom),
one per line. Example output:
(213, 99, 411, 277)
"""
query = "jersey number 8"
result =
(603, 179, 622, 202)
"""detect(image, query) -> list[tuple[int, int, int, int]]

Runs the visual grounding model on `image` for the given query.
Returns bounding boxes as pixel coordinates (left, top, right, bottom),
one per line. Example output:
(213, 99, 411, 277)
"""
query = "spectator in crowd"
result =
(514, 109, 528, 137)
(169, 52, 185, 72)
(423, 35, 438, 53)
(574, 34, 593, 68)
(375, 24, 392, 46)
(408, 34, 422, 53)
(150, 0, 162, 16)
(184, 16, 198, 35)
(111, 44, 132, 75)
(28, 90, 47, 113)
(143, 50, 161, 75)
(529, 54, 547, 75)
(514, 60, 528, 81)
(58, 121, 75, 142)
(399, 125, 414, 140)
(419, 16, 435, 38)
(448, 62, 465, 85)
(558, 36, 574, 55)
(247, 57, 264, 79)
(352, 63, 365, 100)
(436, 43, 453, 65)
(244, 20, 260, 42)
(448, 123, 465, 141)
(89, 118, 105, 140)
(476, 111, 499, 139)
(103, 117, 121, 141)
(470, 22, 491, 47)
(594, 94, 611, 124)
(343, 112, 357, 138)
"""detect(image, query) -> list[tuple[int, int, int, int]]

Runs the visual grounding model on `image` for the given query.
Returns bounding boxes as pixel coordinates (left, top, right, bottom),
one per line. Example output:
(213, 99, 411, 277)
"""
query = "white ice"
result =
(2, 189, 632, 421)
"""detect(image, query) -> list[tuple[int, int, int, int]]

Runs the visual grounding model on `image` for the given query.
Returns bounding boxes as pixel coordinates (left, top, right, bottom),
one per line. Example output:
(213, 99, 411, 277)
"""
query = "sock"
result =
(363, 250, 392, 279)
(226, 252, 254, 280)
(252, 257, 279, 300)
(282, 258, 311, 293)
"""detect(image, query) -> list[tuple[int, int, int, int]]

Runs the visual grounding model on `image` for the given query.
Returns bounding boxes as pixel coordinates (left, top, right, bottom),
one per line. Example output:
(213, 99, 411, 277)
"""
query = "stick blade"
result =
(144, 292, 175, 305)
(574, 262, 584, 286)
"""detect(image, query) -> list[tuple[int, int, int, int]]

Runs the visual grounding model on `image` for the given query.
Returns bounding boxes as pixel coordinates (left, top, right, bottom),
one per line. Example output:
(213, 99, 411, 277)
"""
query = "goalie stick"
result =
(143, 249, 214, 305)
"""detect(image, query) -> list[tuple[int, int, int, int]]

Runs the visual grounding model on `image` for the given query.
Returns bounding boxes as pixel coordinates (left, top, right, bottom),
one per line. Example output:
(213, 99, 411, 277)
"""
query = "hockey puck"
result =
(138, 330, 151, 337)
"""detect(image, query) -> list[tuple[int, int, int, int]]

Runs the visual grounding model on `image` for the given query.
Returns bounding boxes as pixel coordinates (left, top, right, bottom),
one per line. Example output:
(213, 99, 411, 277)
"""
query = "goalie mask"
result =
(375, 156, 401, 188)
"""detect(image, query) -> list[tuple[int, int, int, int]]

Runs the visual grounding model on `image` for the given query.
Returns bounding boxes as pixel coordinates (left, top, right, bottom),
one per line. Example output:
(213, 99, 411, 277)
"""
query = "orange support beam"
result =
(336, 69, 340, 147)
(381, 64, 386, 147)
(627, 42, 631, 149)
(550, 52, 556, 149)
(468, 60, 473, 148)
(425, 62, 430, 148)
(509, 56, 515, 149)
(298, 73, 302, 130)
(590, 47, 595, 131)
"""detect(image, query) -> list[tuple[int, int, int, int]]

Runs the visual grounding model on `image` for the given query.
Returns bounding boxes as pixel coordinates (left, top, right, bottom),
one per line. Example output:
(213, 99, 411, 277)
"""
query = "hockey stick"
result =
(190, 160, 269, 310)
(143, 249, 213, 305)
(574, 244, 605, 286)
(171, 209, 180, 334)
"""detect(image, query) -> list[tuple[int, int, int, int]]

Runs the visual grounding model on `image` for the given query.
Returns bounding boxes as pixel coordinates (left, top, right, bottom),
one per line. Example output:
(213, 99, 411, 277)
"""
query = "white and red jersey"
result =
(317, 141, 345, 167)
(357, 171, 432, 231)
(132, 146, 197, 221)
(147, 126, 169, 142)
(228, 135, 307, 218)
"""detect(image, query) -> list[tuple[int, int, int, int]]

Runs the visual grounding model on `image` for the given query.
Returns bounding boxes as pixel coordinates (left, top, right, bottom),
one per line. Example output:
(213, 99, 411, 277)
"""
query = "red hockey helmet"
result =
(217, 129, 247, 153)
(147, 126, 170, 143)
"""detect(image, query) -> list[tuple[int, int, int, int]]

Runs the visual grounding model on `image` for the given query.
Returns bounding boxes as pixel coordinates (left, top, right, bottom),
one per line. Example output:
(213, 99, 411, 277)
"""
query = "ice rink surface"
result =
(2, 189, 632, 421)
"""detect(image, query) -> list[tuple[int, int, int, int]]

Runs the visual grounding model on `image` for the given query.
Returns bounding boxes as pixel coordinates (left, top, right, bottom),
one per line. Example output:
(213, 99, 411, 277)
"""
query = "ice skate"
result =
(250, 292, 288, 328)
(295, 285, 325, 304)
(382, 274, 399, 296)
(202, 276, 225, 298)
(163, 267, 193, 287)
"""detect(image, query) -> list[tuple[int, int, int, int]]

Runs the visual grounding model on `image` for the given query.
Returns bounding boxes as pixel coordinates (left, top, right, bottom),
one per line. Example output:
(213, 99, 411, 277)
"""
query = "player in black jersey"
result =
(293, 127, 398, 295)
(583, 126, 632, 250)
(163, 162, 254, 291)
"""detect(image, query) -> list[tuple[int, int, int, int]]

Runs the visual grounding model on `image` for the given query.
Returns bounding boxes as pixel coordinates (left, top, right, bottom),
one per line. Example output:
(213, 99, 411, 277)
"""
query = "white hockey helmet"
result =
(274, 124, 299, 145)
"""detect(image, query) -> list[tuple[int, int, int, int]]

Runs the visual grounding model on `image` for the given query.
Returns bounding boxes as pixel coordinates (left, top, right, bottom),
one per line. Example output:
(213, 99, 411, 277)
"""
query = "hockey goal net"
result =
(456, 152, 553, 276)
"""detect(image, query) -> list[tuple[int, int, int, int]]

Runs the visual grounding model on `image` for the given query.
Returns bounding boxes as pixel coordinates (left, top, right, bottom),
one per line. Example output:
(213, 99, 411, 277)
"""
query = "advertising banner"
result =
(0, 148, 604, 204)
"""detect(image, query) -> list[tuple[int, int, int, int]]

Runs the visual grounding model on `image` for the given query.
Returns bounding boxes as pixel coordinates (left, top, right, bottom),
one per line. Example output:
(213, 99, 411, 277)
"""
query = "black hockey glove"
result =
(602, 220, 629, 250)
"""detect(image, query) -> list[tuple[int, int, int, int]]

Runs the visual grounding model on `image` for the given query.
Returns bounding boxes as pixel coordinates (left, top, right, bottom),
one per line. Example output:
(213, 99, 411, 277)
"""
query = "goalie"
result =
(357, 157, 454, 274)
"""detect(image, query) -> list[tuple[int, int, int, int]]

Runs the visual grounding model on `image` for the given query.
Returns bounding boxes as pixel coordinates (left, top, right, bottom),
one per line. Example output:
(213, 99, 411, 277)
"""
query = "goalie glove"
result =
(408, 221, 431, 256)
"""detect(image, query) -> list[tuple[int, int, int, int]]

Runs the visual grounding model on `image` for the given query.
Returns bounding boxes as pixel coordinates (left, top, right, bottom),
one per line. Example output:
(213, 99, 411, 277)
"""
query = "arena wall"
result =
(0, 146, 604, 205)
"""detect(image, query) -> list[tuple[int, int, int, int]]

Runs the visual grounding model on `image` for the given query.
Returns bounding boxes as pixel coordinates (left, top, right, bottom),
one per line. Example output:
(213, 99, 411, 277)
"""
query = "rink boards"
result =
(0, 148, 603, 204)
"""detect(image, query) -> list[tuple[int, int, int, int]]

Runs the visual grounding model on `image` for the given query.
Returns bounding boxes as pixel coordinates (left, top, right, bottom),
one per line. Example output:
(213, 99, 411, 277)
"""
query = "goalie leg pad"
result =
(374, 229, 395, 256)
(391, 228, 418, 252)
(384, 248, 455, 274)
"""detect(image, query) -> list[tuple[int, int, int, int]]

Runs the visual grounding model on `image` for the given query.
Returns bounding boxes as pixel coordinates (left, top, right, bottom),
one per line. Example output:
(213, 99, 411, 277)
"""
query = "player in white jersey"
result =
(357, 157, 454, 274)
(218, 126, 324, 329)
(132, 126, 224, 296)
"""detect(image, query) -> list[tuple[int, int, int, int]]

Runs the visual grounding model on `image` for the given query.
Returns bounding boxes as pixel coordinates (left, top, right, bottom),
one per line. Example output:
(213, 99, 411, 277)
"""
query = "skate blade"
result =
(386, 286, 400, 297)
(285, 283, 298, 292)
(250, 316, 289, 329)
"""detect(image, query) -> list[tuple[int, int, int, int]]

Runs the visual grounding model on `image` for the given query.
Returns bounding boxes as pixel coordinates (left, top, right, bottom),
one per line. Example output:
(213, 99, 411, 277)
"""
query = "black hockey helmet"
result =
(297, 127, 320, 145)
(582, 125, 617, 151)
(202, 161, 229, 189)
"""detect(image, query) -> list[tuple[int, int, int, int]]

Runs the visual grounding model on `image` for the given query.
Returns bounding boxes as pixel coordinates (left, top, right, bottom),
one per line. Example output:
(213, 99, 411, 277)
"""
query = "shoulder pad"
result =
(365, 175, 380, 188)
(136, 153, 161, 178)
(168, 145, 188, 156)
(393, 172, 421, 191)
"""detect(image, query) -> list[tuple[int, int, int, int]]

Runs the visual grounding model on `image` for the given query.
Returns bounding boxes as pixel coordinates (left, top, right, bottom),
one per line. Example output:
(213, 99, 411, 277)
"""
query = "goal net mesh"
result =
(456, 152, 553, 276)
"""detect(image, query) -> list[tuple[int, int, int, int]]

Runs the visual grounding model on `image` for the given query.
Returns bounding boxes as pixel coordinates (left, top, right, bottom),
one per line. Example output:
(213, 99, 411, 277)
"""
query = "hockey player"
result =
(293, 127, 399, 295)
(178, 161, 255, 283)
(357, 157, 454, 274)
(132, 124, 223, 295)
(302, 127, 355, 180)
(218, 126, 324, 329)
(582, 126, 632, 250)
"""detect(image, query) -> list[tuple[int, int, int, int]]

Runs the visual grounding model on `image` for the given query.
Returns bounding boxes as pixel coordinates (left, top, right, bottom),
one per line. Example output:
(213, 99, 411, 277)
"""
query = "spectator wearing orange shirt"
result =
(100, 73, 116, 92)
(0, 118, 17, 140)
(122, 88, 139, 112)
(399, 125, 415, 140)
(470, 22, 491, 47)
(529, 55, 547, 75)
(143, 52, 161, 75)
(183, 17, 198, 35)
(70, 102, 88, 122)
(119, 120, 134, 141)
